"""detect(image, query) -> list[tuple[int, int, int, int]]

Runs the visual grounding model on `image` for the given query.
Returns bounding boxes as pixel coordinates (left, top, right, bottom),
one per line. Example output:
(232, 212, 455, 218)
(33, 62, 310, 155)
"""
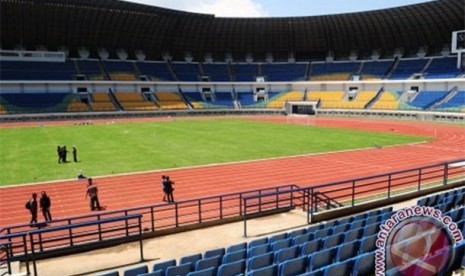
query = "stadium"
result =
(0, 0, 464, 275)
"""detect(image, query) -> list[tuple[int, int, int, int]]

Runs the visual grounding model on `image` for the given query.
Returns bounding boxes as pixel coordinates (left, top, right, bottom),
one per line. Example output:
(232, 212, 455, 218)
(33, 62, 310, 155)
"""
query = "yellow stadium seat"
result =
(114, 92, 158, 111)
(90, 92, 117, 111)
(267, 91, 304, 108)
(371, 91, 400, 110)
(311, 73, 351, 81)
(109, 73, 137, 81)
(0, 104, 6, 114)
(155, 92, 188, 110)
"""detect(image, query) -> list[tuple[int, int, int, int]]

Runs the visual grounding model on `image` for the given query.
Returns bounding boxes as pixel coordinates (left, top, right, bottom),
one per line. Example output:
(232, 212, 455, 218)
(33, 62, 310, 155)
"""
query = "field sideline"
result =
(0, 117, 427, 186)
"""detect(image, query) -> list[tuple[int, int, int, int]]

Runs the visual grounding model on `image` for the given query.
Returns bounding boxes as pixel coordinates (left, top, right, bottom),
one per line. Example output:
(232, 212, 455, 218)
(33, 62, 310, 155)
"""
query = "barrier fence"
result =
(242, 159, 465, 236)
(0, 185, 296, 259)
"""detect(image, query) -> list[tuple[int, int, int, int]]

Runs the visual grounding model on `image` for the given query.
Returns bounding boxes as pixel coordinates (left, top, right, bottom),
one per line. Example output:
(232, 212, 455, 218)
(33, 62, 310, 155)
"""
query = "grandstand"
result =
(0, 0, 465, 275)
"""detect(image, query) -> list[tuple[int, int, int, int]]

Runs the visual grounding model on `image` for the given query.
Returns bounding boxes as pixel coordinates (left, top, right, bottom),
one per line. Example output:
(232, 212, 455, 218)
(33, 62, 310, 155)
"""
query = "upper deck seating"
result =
(360, 60, 393, 80)
(105, 61, 137, 81)
(310, 62, 361, 81)
(136, 62, 175, 81)
(261, 63, 307, 81)
(202, 63, 231, 81)
(389, 59, 428, 80)
(0, 61, 76, 80)
(171, 62, 201, 81)
(232, 64, 259, 82)
(424, 57, 463, 79)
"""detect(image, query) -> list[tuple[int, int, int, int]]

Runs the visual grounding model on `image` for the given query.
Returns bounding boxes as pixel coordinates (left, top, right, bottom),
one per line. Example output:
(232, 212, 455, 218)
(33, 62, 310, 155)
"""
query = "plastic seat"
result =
(359, 235, 377, 254)
(247, 263, 278, 276)
(166, 263, 191, 276)
(314, 228, 332, 239)
(153, 259, 176, 275)
(204, 248, 225, 258)
(249, 237, 269, 249)
(307, 248, 336, 271)
(123, 265, 148, 276)
(187, 267, 216, 276)
(247, 251, 274, 271)
(344, 228, 363, 242)
(269, 233, 288, 244)
(195, 256, 221, 272)
(138, 271, 163, 276)
(322, 260, 354, 276)
(337, 240, 359, 262)
(99, 272, 119, 276)
(332, 224, 349, 235)
(217, 260, 246, 276)
(287, 229, 306, 238)
(323, 233, 343, 249)
(352, 252, 375, 276)
(350, 220, 365, 229)
(271, 238, 292, 252)
(278, 256, 308, 276)
(300, 239, 322, 256)
(180, 253, 202, 270)
(320, 220, 337, 229)
(292, 232, 314, 246)
(274, 245, 299, 263)
(226, 242, 247, 253)
(248, 244, 271, 258)
(366, 214, 381, 225)
(363, 222, 380, 236)
(222, 249, 247, 264)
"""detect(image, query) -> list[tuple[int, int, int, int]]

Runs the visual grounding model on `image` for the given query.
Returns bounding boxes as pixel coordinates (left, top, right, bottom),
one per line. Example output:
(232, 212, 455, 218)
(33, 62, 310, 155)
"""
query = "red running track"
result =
(1, 116, 464, 227)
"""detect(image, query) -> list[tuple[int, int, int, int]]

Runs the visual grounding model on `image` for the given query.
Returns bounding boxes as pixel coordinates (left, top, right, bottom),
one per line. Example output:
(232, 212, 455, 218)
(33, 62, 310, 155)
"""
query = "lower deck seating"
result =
(114, 92, 158, 111)
(306, 91, 345, 108)
(155, 92, 188, 110)
(67, 97, 88, 112)
(0, 92, 77, 114)
(371, 91, 401, 110)
(408, 90, 449, 109)
(436, 91, 465, 111)
(267, 91, 304, 108)
(0, 104, 7, 114)
(327, 91, 376, 109)
(90, 92, 117, 111)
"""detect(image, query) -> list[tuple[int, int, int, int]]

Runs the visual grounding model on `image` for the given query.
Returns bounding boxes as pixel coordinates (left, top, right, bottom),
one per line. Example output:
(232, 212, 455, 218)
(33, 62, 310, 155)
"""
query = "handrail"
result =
(242, 158, 465, 236)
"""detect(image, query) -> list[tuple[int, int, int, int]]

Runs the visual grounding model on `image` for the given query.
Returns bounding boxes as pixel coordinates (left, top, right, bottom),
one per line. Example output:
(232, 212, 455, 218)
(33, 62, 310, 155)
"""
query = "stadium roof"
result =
(1, 0, 464, 60)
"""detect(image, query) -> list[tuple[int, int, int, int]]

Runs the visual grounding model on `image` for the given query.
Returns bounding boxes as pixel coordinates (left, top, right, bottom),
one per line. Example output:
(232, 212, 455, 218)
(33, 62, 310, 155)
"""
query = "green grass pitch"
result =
(0, 118, 427, 186)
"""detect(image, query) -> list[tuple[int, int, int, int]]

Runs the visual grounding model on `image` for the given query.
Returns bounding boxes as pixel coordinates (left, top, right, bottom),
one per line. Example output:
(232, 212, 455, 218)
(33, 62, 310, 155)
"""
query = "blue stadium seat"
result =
(359, 235, 377, 254)
(123, 265, 148, 276)
(299, 270, 322, 276)
(180, 253, 202, 270)
(187, 267, 216, 276)
(195, 256, 222, 272)
(363, 222, 380, 237)
(274, 245, 300, 263)
(332, 224, 349, 235)
(450, 241, 465, 272)
(366, 215, 381, 225)
(204, 248, 225, 258)
(292, 232, 314, 246)
(323, 233, 343, 249)
(278, 256, 308, 276)
(344, 228, 363, 242)
(166, 263, 192, 276)
(307, 248, 336, 271)
(247, 251, 274, 271)
(226, 243, 247, 253)
(153, 259, 176, 275)
(336, 217, 353, 226)
(314, 228, 332, 239)
(337, 240, 359, 262)
(271, 238, 292, 251)
(322, 259, 354, 276)
(247, 263, 278, 276)
(320, 221, 337, 229)
(300, 239, 322, 256)
(352, 252, 375, 276)
(99, 271, 119, 276)
(287, 229, 306, 238)
(269, 233, 288, 244)
(248, 244, 271, 258)
(217, 259, 246, 276)
(352, 213, 367, 221)
(249, 237, 269, 248)
(222, 249, 247, 264)
(138, 271, 163, 276)
(350, 220, 365, 230)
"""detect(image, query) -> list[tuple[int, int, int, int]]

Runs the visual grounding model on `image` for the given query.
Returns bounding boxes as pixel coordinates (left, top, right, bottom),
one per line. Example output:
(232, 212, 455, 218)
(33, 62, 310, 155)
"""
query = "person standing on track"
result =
(40, 191, 52, 222)
(85, 178, 101, 211)
(161, 175, 168, 202)
(26, 193, 38, 226)
(166, 176, 175, 203)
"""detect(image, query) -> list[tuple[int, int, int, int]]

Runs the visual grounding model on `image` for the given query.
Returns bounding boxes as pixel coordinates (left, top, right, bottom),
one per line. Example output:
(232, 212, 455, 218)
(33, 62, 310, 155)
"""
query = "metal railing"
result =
(0, 184, 296, 258)
(0, 215, 143, 276)
(242, 159, 465, 236)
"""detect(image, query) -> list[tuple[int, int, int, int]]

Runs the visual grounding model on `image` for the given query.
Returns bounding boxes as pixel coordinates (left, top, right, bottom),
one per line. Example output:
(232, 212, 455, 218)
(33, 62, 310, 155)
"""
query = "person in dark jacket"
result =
(72, 146, 78, 162)
(40, 191, 52, 222)
(86, 178, 101, 211)
(57, 146, 62, 163)
(62, 146, 68, 163)
(27, 193, 38, 226)
(165, 176, 175, 203)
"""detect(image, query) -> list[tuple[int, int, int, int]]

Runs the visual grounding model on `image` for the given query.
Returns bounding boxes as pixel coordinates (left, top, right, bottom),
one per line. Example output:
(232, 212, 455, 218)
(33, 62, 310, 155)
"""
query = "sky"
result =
(124, 0, 435, 17)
